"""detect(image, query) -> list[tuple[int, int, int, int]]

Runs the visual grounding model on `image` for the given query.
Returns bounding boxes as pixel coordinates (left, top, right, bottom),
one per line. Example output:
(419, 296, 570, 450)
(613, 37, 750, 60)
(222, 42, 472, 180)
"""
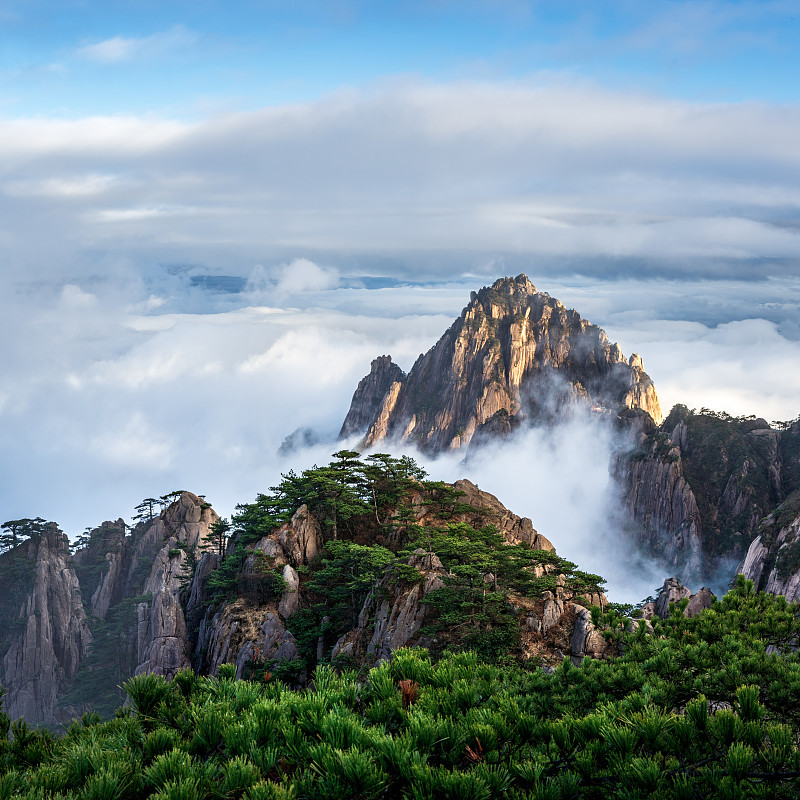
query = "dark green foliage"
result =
(0, 518, 52, 553)
(4, 578, 800, 798)
(211, 452, 605, 671)
(59, 594, 152, 719)
(203, 452, 429, 620)
(203, 518, 231, 561)
(405, 522, 603, 660)
(647, 406, 800, 556)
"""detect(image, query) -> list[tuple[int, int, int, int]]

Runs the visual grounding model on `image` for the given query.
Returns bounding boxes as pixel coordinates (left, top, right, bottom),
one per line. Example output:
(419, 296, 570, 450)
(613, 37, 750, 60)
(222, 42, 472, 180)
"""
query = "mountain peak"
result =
(340, 277, 663, 452)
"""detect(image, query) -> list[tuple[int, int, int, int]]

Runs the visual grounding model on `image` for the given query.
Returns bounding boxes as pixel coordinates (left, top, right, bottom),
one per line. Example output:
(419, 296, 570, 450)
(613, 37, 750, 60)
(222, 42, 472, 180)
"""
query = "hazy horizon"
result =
(2, 2, 799, 597)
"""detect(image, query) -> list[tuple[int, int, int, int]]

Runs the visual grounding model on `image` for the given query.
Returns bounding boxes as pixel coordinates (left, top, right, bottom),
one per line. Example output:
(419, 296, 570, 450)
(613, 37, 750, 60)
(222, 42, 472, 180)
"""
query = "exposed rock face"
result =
(0, 529, 92, 725)
(640, 577, 715, 620)
(188, 479, 607, 678)
(339, 355, 406, 439)
(617, 409, 800, 584)
(450, 479, 554, 551)
(738, 492, 800, 602)
(132, 493, 220, 678)
(0, 492, 221, 725)
(331, 550, 447, 665)
(341, 275, 662, 452)
(615, 439, 703, 580)
(191, 504, 321, 678)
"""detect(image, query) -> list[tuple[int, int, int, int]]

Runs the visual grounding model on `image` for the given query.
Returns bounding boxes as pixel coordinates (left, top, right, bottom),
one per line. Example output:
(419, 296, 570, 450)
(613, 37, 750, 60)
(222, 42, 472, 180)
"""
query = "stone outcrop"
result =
(0, 493, 220, 726)
(615, 437, 703, 581)
(339, 355, 406, 439)
(738, 492, 800, 602)
(0, 529, 92, 725)
(617, 410, 800, 585)
(94, 492, 221, 680)
(191, 503, 321, 678)
(450, 479, 555, 551)
(188, 479, 608, 678)
(340, 275, 662, 452)
(641, 577, 715, 620)
(331, 550, 447, 665)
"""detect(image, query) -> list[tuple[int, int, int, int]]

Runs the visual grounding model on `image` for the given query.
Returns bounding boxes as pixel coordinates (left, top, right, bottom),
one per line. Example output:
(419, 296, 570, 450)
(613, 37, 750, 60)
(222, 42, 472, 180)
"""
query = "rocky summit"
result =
(340, 274, 662, 452)
(0, 455, 615, 726)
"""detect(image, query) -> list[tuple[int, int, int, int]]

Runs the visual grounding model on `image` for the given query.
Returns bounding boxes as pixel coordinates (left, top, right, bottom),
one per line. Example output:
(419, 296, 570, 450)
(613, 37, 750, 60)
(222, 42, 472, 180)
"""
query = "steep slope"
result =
(340, 274, 662, 451)
(185, 456, 609, 682)
(64, 493, 220, 714)
(738, 490, 800, 600)
(0, 493, 220, 725)
(617, 407, 800, 583)
(0, 528, 91, 726)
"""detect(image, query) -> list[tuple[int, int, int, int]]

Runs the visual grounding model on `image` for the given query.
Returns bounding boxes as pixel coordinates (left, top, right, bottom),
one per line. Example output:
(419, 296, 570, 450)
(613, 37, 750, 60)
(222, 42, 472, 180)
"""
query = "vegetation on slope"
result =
(199, 452, 603, 676)
(642, 406, 800, 557)
(2, 577, 800, 798)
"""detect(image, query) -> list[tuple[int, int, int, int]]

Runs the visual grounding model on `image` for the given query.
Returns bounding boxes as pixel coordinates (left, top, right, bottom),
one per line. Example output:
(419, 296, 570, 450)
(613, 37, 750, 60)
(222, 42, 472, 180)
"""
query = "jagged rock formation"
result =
(188, 478, 607, 681)
(738, 490, 800, 601)
(331, 549, 447, 666)
(0, 528, 92, 725)
(617, 408, 800, 584)
(133, 493, 219, 677)
(340, 275, 662, 452)
(340, 355, 406, 439)
(640, 577, 715, 620)
(0, 465, 618, 725)
(616, 426, 704, 580)
(0, 493, 219, 726)
(191, 503, 323, 678)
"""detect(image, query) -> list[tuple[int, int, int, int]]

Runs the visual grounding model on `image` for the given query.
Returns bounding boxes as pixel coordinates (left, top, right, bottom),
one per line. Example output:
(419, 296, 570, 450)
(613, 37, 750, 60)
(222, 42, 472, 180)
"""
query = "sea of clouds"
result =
(2, 77, 799, 600)
(1, 255, 798, 603)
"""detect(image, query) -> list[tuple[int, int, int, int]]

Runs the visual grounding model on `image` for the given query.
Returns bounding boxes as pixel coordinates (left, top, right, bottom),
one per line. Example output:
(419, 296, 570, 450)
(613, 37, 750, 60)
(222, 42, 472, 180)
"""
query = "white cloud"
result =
(60, 284, 97, 308)
(76, 26, 198, 64)
(275, 258, 340, 294)
(4, 174, 121, 198)
(90, 413, 174, 468)
(1, 75, 799, 570)
(1, 78, 799, 268)
(88, 205, 202, 223)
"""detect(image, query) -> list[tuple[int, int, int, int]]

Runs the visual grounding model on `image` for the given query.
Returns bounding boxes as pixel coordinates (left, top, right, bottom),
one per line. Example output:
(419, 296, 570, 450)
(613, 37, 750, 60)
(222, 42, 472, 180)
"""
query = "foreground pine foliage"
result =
(1, 577, 800, 799)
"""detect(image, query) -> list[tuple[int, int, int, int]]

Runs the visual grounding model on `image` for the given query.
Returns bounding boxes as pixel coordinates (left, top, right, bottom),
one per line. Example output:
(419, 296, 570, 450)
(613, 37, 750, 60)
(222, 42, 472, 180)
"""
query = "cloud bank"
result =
(1, 78, 799, 276)
(1, 77, 799, 601)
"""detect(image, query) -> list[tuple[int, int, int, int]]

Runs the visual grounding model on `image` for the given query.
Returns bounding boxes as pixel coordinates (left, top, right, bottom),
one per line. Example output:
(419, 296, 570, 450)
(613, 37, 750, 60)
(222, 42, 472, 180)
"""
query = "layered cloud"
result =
(1, 78, 799, 275)
(1, 260, 798, 546)
(1, 76, 799, 594)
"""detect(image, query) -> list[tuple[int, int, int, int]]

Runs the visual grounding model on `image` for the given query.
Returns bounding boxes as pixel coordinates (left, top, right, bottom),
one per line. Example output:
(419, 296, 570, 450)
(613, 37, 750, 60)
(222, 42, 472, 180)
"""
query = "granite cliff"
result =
(738, 489, 800, 600)
(340, 274, 662, 452)
(0, 462, 613, 724)
(0, 528, 91, 726)
(186, 471, 609, 683)
(0, 492, 219, 726)
(617, 408, 800, 584)
(337, 276, 799, 589)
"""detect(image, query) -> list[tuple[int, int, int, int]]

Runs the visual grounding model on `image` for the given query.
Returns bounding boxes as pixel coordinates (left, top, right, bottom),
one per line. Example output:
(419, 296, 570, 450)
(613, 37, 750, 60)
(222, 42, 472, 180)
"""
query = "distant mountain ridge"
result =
(340, 274, 662, 452)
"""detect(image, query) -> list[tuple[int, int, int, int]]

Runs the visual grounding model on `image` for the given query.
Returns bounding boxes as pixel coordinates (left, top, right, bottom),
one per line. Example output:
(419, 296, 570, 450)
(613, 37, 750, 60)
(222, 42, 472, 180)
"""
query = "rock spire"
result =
(340, 274, 662, 451)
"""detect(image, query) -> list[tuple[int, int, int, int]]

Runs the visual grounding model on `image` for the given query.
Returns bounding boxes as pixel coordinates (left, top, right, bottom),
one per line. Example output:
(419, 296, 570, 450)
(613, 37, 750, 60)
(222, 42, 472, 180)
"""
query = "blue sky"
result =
(3, 1, 800, 118)
(1, 1, 800, 592)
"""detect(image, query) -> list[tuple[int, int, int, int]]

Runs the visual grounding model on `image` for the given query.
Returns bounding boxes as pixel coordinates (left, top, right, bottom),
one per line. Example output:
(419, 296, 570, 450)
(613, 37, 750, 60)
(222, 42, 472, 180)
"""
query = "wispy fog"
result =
(351, 414, 664, 605)
(1, 261, 799, 556)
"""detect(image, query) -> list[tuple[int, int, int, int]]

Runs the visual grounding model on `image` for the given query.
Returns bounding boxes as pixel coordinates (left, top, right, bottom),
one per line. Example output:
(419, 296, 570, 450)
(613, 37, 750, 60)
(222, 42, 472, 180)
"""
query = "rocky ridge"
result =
(617, 408, 800, 584)
(187, 477, 609, 683)
(738, 490, 800, 601)
(0, 492, 219, 726)
(340, 274, 662, 452)
(0, 529, 91, 725)
(1, 478, 616, 725)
